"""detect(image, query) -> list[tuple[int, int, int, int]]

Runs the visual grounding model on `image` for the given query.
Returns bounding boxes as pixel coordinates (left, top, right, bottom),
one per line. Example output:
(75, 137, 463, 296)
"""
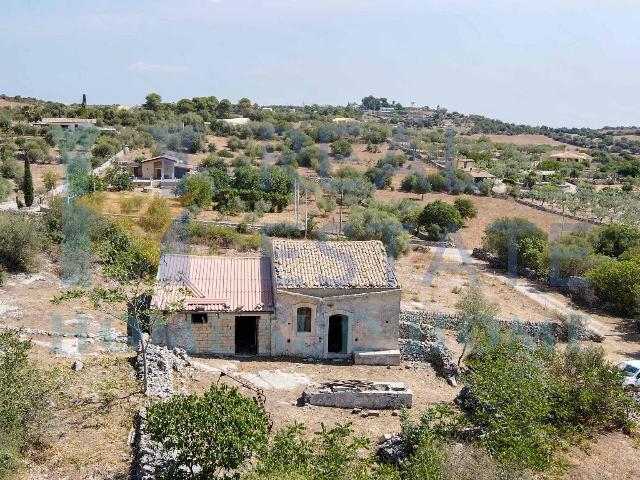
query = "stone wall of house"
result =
(272, 289, 401, 358)
(151, 312, 273, 355)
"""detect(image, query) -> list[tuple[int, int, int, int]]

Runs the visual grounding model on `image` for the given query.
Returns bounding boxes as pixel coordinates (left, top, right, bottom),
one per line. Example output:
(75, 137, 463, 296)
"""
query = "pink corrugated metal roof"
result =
(152, 254, 274, 313)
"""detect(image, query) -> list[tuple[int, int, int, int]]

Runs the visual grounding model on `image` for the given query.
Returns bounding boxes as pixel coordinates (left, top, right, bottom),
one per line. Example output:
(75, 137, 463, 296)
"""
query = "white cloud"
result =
(128, 62, 187, 74)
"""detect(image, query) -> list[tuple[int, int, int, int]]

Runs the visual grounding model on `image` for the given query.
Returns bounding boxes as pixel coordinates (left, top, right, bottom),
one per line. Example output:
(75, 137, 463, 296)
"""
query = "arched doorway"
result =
(328, 314, 348, 354)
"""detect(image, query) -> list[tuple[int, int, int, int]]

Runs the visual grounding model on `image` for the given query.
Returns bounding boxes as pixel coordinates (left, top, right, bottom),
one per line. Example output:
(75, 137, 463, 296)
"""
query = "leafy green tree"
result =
(147, 383, 269, 480)
(418, 200, 463, 238)
(216, 99, 233, 118)
(42, 170, 59, 192)
(265, 166, 293, 196)
(345, 206, 410, 258)
(102, 165, 133, 191)
(594, 224, 640, 258)
(175, 174, 214, 209)
(22, 157, 34, 207)
(453, 198, 477, 220)
(586, 259, 640, 316)
(144, 93, 162, 111)
(316, 195, 337, 216)
(483, 217, 549, 271)
(234, 165, 263, 191)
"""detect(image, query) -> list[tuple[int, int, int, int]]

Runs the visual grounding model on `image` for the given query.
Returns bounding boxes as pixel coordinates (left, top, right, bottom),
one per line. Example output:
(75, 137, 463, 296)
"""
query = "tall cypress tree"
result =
(23, 157, 34, 207)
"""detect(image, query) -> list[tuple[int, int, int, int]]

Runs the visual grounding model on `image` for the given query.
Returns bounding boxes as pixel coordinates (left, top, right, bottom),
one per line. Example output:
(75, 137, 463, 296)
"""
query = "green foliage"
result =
(266, 222, 303, 239)
(0, 331, 57, 477)
(483, 217, 549, 271)
(215, 188, 289, 213)
(0, 212, 42, 272)
(92, 217, 159, 280)
(187, 223, 261, 251)
(138, 195, 172, 233)
(330, 138, 352, 158)
(0, 177, 12, 201)
(594, 224, 640, 258)
(119, 195, 144, 214)
(246, 423, 396, 480)
(175, 174, 213, 208)
(146, 383, 269, 480)
(23, 157, 34, 207)
(42, 170, 59, 192)
(418, 201, 463, 239)
(400, 173, 432, 198)
(102, 165, 133, 191)
(316, 195, 336, 216)
(586, 259, 640, 316)
(144, 93, 162, 111)
(453, 198, 477, 219)
(345, 206, 410, 258)
(459, 338, 633, 471)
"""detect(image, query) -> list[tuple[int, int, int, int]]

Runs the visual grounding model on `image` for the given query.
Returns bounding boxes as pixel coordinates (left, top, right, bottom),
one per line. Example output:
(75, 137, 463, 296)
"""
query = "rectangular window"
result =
(191, 313, 208, 324)
(296, 307, 312, 333)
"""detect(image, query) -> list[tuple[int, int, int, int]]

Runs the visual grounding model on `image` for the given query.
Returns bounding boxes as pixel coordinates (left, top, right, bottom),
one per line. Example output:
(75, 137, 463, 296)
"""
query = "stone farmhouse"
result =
(121, 154, 192, 181)
(150, 240, 401, 364)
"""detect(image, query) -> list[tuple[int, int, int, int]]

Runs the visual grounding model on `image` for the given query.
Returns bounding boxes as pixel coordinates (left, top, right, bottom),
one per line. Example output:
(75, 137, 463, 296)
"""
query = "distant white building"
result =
(31, 117, 96, 131)
(379, 107, 394, 114)
(222, 117, 251, 126)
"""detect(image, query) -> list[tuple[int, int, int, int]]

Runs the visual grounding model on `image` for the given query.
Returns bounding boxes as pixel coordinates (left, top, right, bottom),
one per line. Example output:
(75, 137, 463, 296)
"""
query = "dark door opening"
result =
(235, 316, 258, 355)
(328, 314, 348, 354)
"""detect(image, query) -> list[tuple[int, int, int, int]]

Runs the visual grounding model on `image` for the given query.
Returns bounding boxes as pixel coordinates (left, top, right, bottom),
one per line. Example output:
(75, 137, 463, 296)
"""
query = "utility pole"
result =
(338, 186, 344, 235)
(294, 179, 299, 227)
(304, 189, 308, 238)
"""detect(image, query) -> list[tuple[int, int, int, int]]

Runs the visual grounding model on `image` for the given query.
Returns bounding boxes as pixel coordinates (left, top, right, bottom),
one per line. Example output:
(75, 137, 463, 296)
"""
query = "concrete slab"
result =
(353, 349, 401, 366)
(303, 380, 412, 409)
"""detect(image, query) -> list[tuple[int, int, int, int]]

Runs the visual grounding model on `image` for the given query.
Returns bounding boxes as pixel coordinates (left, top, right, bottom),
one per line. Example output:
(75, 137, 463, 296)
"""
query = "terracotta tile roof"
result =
(151, 254, 274, 313)
(272, 240, 399, 289)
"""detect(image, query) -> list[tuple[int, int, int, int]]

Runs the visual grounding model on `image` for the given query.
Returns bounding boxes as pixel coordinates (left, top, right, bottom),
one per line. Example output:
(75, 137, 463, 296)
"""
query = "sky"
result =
(2, 0, 638, 128)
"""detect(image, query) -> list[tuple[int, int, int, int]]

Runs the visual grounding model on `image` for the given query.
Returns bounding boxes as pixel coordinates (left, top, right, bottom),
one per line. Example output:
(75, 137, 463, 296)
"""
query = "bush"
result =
(147, 383, 270, 479)
(316, 196, 336, 216)
(330, 139, 352, 158)
(453, 198, 477, 219)
(0, 331, 57, 477)
(42, 170, 59, 192)
(138, 196, 172, 233)
(0, 177, 12, 201)
(586, 259, 640, 316)
(418, 201, 463, 238)
(175, 174, 213, 208)
(215, 188, 289, 213)
(119, 196, 144, 214)
(483, 218, 549, 272)
(0, 212, 42, 272)
(345, 206, 410, 258)
(246, 423, 395, 480)
(459, 338, 632, 471)
(102, 165, 133, 191)
(594, 224, 640, 258)
(266, 222, 303, 239)
(188, 223, 261, 251)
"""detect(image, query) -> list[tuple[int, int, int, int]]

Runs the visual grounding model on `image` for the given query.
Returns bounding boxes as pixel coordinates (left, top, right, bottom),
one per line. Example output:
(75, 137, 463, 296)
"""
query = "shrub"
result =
(453, 198, 477, 219)
(267, 222, 303, 239)
(175, 174, 213, 208)
(0, 212, 42, 272)
(138, 195, 172, 233)
(418, 201, 463, 237)
(316, 196, 336, 216)
(246, 423, 395, 480)
(0, 177, 12, 201)
(594, 224, 640, 258)
(586, 259, 640, 316)
(188, 223, 261, 251)
(100, 165, 133, 191)
(330, 139, 352, 158)
(0, 330, 57, 477)
(42, 170, 59, 192)
(119, 196, 144, 214)
(146, 383, 269, 479)
(427, 173, 448, 192)
(345, 206, 410, 258)
(0, 267, 4, 286)
(483, 218, 549, 272)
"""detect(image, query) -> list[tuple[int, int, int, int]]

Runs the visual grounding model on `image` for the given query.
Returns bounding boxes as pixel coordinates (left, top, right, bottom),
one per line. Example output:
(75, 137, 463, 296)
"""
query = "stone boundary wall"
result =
(514, 197, 605, 226)
(400, 310, 604, 343)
